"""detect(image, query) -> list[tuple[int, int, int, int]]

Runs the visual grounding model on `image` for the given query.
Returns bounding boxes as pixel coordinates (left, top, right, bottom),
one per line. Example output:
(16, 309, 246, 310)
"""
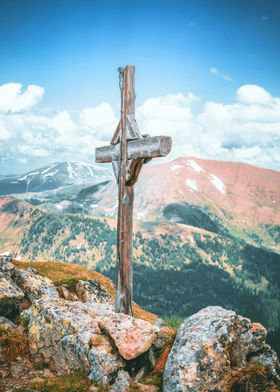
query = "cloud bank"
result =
(0, 82, 279, 174)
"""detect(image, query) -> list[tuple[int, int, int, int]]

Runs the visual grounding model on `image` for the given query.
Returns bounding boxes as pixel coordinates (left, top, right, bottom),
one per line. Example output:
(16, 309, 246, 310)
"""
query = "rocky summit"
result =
(0, 258, 279, 391)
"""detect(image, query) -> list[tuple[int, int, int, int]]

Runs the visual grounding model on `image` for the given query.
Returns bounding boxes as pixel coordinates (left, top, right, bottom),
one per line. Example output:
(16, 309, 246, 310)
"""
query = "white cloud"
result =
(0, 124, 10, 141)
(136, 93, 200, 159)
(52, 111, 77, 135)
(18, 145, 49, 158)
(236, 84, 273, 105)
(0, 83, 44, 113)
(0, 81, 280, 173)
(80, 103, 118, 140)
(210, 67, 233, 82)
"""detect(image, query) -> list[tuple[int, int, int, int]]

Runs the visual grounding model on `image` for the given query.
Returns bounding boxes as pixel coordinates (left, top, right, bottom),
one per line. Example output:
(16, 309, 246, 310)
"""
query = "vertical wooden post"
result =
(116, 66, 135, 315)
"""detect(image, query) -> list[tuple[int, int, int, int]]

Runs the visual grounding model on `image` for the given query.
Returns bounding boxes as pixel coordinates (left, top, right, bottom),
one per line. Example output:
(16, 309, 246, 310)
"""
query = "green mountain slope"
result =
(1, 197, 280, 355)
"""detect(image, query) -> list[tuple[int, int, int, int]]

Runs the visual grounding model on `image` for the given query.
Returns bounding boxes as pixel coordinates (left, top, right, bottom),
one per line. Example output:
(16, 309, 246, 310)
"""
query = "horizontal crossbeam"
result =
(95, 135, 172, 163)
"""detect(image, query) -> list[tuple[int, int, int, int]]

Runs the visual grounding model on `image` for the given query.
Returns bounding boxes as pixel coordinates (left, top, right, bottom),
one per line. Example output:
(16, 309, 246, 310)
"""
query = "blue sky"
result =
(0, 0, 280, 173)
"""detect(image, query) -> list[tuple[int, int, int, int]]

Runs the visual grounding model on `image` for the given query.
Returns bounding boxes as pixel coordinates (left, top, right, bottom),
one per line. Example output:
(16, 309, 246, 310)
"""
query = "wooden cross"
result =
(95, 66, 172, 315)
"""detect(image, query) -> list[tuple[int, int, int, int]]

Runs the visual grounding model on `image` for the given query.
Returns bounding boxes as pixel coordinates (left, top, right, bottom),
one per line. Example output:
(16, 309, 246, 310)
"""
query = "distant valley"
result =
(0, 157, 280, 353)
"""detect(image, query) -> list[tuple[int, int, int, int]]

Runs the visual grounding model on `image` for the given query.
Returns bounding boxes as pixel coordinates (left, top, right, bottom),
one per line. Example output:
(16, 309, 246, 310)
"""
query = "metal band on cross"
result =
(95, 66, 172, 315)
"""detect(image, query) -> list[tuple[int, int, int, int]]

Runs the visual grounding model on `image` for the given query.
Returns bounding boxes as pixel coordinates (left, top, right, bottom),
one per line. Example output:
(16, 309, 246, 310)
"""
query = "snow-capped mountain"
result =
(0, 161, 112, 195)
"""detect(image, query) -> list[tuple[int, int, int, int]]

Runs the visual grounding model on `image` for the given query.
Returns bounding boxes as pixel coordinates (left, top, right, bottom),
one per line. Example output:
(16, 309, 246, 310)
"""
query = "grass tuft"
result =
(0, 326, 29, 362)
(163, 316, 184, 329)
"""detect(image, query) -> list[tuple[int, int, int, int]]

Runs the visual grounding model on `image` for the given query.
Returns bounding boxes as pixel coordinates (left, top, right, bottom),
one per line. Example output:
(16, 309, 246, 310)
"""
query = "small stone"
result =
(134, 367, 146, 383)
(42, 368, 54, 377)
(76, 279, 113, 305)
(135, 383, 160, 392)
(57, 286, 71, 300)
(87, 386, 99, 392)
(109, 370, 131, 392)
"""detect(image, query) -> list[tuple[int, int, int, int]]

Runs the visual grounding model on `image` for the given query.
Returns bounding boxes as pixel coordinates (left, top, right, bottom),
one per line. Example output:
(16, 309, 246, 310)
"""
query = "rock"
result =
(10, 357, 31, 377)
(108, 370, 131, 392)
(76, 279, 113, 305)
(88, 339, 124, 384)
(0, 272, 24, 318)
(0, 316, 17, 331)
(163, 306, 280, 392)
(0, 261, 15, 274)
(28, 298, 124, 384)
(99, 312, 158, 360)
(12, 268, 59, 302)
(57, 285, 75, 300)
(135, 384, 160, 392)
(87, 386, 99, 392)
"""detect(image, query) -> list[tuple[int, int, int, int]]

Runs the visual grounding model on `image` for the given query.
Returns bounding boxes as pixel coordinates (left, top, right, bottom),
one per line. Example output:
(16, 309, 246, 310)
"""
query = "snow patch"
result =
(209, 174, 225, 194)
(170, 165, 184, 172)
(0, 251, 12, 257)
(67, 162, 75, 179)
(186, 178, 198, 191)
(43, 169, 59, 178)
(185, 160, 204, 173)
(42, 164, 57, 175)
(19, 171, 40, 181)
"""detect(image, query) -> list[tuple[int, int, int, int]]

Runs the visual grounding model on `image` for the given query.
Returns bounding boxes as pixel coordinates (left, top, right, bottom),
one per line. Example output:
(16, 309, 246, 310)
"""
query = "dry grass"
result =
(0, 326, 29, 362)
(13, 260, 115, 295)
(13, 260, 158, 323)
(15, 370, 102, 392)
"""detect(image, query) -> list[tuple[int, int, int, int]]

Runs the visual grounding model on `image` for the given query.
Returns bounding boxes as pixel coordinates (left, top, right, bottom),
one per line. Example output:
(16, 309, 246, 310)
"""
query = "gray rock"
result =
(28, 298, 124, 385)
(0, 261, 15, 274)
(108, 370, 131, 392)
(76, 279, 114, 305)
(12, 268, 59, 302)
(163, 306, 280, 392)
(0, 316, 17, 330)
(0, 272, 24, 318)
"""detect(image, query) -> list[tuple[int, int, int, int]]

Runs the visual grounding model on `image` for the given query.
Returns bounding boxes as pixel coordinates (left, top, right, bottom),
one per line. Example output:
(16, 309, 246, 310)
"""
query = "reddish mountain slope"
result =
(96, 157, 280, 248)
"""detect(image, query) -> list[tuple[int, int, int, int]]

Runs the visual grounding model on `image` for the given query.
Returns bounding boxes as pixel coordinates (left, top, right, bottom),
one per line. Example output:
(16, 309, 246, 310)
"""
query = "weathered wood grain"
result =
(95, 135, 172, 163)
(95, 65, 172, 316)
(116, 65, 135, 315)
(110, 115, 141, 145)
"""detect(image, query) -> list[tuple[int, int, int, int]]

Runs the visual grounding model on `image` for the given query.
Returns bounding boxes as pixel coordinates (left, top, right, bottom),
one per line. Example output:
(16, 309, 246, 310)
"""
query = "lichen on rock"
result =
(76, 279, 114, 305)
(163, 306, 280, 392)
(12, 267, 59, 302)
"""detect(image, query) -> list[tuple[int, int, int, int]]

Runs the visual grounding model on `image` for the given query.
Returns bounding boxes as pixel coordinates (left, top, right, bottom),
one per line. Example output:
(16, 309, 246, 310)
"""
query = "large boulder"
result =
(76, 279, 114, 305)
(163, 306, 280, 391)
(0, 272, 24, 318)
(28, 297, 159, 386)
(28, 298, 123, 384)
(12, 267, 59, 302)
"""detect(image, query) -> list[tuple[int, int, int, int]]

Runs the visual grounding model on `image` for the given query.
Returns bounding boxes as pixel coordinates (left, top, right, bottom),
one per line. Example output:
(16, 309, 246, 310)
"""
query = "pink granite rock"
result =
(98, 312, 158, 360)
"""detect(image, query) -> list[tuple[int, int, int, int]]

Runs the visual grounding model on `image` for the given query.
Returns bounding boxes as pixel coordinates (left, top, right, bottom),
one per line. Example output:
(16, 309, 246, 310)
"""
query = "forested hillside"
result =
(1, 197, 280, 354)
